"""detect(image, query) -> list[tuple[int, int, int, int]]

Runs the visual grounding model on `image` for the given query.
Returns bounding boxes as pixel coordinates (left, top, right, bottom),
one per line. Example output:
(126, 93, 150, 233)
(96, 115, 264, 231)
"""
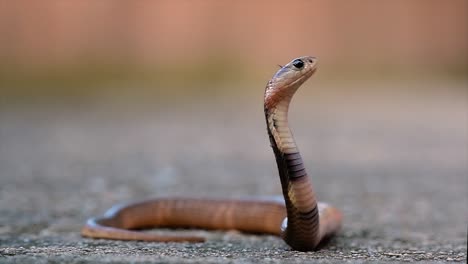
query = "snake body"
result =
(81, 56, 342, 251)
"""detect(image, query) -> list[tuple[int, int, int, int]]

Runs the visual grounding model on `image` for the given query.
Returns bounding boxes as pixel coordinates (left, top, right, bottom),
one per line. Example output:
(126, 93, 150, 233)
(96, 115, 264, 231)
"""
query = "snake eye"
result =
(292, 59, 304, 69)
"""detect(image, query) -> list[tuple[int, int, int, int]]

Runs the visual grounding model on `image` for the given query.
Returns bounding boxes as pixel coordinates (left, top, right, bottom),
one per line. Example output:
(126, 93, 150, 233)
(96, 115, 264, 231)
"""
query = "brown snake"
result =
(81, 56, 342, 251)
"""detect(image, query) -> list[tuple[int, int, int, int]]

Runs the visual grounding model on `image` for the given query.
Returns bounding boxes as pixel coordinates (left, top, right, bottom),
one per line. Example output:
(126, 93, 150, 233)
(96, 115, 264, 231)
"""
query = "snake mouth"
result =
(285, 66, 317, 89)
(311, 67, 317, 74)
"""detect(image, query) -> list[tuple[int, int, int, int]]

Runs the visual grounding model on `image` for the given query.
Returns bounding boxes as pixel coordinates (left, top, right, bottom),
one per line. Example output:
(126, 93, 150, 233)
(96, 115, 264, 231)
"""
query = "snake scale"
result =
(81, 56, 342, 251)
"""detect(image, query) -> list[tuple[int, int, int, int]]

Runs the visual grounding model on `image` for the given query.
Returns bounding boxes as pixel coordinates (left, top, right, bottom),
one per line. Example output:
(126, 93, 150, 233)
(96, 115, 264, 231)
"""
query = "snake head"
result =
(264, 56, 318, 110)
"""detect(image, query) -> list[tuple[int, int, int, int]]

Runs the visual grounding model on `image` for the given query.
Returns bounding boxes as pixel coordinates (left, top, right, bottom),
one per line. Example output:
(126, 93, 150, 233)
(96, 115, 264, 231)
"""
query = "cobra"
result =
(81, 56, 342, 251)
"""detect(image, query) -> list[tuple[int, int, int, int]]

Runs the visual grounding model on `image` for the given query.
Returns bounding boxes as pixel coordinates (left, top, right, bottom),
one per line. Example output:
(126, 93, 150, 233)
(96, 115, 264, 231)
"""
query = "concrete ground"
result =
(0, 80, 466, 263)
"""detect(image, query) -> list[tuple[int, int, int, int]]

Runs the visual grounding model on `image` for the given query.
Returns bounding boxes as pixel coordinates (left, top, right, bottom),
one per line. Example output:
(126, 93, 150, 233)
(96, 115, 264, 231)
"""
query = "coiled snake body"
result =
(81, 56, 342, 251)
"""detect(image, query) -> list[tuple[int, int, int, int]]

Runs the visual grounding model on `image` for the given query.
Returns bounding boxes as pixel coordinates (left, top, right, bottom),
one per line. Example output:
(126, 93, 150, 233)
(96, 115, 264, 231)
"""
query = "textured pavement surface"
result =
(0, 80, 466, 263)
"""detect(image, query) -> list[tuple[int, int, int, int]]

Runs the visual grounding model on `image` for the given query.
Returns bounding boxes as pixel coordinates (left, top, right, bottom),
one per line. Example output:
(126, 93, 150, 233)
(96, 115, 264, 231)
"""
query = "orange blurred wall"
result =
(0, 0, 466, 67)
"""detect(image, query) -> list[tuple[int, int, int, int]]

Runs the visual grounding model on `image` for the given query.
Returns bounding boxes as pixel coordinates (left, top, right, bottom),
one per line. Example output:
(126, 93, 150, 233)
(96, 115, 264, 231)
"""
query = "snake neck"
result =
(265, 93, 321, 251)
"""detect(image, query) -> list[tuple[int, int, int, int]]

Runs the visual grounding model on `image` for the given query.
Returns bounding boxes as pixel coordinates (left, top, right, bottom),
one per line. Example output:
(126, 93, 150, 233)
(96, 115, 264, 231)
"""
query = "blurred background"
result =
(1, 0, 467, 95)
(0, 0, 467, 248)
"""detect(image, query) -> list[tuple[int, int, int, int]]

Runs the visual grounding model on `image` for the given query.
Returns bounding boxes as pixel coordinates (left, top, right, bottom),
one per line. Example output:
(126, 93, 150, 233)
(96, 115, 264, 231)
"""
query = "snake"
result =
(81, 56, 342, 251)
